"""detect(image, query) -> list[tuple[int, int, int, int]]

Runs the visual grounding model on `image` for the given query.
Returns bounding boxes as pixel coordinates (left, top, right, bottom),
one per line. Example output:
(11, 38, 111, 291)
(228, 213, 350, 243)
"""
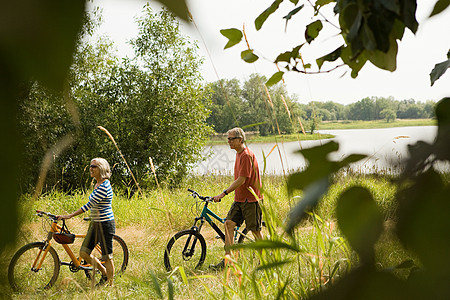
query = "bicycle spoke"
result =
(164, 230, 206, 272)
(8, 243, 60, 293)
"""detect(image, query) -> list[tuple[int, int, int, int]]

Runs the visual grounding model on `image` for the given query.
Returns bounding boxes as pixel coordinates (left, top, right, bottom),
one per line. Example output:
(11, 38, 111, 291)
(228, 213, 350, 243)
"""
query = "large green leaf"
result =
(378, 0, 401, 14)
(430, 58, 450, 86)
(255, 0, 283, 30)
(337, 186, 383, 264)
(361, 22, 377, 51)
(396, 169, 450, 274)
(156, 0, 189, 21)
(365, 35, 398, 71)
(220, 28, 243, 49)
(317, 46, 343, 70)
(286, 141, 366, 233)
(430, 0, 450, 17)
(286, 177, 330, 234)
(283, 5, 304, 23)
(337, 154, 367, 168)
(305, 20, 323, 44)
(287, 141, 365, 192)
(241, 49, 259, 63)
(340, 45, 367, 78)
(339, 3, 360, 41)
(0, 0, 85, 90)
(232, 239, 301, 252)
(266, 71, 284, 86)
(400, 0, 418, 33)
(315, 0, 335, 9)
(275, 45, 303, 63)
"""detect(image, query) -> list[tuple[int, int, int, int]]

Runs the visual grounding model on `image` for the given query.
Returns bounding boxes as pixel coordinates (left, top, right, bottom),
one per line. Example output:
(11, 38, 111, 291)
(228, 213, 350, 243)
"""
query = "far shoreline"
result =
(207, 119, 435, 145)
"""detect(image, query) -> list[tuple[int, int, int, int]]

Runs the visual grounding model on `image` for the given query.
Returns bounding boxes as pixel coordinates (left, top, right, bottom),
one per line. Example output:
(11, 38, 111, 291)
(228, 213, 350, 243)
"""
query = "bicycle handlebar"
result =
(36, 210, 58, 221)
(187, 189, 216, 202)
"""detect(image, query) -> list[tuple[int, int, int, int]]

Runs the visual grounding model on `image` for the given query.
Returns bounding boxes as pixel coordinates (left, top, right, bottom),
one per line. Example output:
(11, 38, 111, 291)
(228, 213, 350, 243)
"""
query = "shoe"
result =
(96, 275, 108, 287)
(209, 259, 225, 271)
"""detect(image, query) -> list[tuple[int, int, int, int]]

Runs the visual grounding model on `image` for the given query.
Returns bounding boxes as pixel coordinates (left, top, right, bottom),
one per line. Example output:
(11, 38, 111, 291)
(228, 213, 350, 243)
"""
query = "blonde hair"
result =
(91, 158, 112, 179)
(227, 127, 245, 143)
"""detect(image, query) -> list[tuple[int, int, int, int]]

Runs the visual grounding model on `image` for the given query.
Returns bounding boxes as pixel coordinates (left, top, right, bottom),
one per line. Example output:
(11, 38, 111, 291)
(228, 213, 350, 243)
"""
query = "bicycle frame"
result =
(191, 200, 254, 243)
(32, 218, 101, 272)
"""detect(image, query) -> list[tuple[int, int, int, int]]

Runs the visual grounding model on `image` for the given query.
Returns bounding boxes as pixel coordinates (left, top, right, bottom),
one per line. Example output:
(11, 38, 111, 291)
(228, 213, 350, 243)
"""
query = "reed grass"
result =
(5, 173, 415, 299)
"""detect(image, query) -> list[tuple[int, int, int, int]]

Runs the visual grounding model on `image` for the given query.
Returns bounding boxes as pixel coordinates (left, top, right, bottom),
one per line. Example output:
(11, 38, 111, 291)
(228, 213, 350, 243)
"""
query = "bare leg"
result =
(80, 250, 107, 279)
(103, 258, 114, 285)
(224, 219, 236, 256)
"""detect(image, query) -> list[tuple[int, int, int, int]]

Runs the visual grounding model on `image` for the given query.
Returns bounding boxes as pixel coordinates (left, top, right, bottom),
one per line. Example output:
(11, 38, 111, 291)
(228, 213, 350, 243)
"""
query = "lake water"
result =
(193, 126, 445, 175)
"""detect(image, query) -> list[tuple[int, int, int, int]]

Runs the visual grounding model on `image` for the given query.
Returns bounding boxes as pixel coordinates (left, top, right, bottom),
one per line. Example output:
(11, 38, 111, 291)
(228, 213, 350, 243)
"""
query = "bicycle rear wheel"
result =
(8, 242, 60, 292)
(164, 229, 206, 272)
(85, 234, 129, 278)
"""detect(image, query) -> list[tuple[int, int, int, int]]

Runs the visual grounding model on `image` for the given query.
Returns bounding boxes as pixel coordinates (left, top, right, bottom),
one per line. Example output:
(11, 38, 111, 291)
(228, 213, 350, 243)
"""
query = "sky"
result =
(86, 0, 450, 105)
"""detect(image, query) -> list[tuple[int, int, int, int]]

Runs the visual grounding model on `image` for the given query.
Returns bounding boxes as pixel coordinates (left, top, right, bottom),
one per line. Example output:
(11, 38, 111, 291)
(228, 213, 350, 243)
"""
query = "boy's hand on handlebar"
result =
(56, 215, 71, 220)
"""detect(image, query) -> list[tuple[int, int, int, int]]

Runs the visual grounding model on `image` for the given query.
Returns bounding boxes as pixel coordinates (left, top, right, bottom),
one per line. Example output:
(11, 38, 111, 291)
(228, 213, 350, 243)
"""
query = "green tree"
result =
(348, 97, 376, 120)
(241, 74, 272, 135)
(19, 7, 212, 191)
(374, 96, 396, 120)
(205, 79, 243, 133)
(424, 100, 437, 118)
(380, 108, 397, 122)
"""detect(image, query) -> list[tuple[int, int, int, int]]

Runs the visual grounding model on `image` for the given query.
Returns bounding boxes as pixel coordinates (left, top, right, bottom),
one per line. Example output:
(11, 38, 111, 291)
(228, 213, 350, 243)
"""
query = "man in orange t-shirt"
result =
(211, 127, 263, 270)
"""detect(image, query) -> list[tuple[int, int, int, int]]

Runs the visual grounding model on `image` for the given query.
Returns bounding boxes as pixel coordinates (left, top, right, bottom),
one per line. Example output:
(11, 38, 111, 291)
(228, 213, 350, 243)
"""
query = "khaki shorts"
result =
(226, 201, 262, 232)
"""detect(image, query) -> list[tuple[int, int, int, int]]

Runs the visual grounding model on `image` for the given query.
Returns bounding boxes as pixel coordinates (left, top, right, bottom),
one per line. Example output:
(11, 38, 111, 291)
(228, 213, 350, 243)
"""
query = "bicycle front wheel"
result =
(164, 229, 206, 272)
(8, 242, 60, 292)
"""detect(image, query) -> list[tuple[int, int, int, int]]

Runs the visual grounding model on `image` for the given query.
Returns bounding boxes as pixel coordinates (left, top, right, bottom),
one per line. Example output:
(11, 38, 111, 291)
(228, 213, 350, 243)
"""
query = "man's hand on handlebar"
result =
(212, 193, 224, 202)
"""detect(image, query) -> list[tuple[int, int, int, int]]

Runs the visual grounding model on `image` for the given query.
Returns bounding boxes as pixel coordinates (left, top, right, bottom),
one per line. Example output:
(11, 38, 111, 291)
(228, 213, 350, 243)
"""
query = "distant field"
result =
(318, 118, 436, 130)
(208, 119, 435, 144)
(208, 132, 334, 145)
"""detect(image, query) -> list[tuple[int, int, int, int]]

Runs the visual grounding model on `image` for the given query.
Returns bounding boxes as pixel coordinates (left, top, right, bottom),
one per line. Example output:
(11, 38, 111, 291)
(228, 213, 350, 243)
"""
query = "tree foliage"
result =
(207, 75, 436, 134)
(18, 7, 212, 192)
(206, 74, 299, 135)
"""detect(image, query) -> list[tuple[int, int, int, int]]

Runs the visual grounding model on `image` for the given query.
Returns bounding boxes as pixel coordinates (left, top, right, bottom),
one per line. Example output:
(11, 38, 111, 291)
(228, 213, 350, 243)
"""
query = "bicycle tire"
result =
(8, 242, 60, 292)
(164, 229, 207, 272)
(84, 234, 129, 278)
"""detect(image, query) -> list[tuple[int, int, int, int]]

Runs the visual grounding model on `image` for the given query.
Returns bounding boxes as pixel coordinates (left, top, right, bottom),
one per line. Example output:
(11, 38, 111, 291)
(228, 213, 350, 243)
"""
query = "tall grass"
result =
(4, 173, 413, 299)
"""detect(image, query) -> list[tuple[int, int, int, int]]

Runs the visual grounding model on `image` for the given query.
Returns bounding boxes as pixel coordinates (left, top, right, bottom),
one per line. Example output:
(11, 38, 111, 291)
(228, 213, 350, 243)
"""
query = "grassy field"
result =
(2, 173, 418, 299)
(208, 119, 435, 145)
(318, 118, 436, 130)
(208, 132, 334, 145)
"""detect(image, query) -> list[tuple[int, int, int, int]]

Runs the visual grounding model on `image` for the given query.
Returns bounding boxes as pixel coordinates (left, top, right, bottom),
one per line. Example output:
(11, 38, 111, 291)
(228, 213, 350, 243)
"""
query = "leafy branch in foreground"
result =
(220, 0, 449, 87)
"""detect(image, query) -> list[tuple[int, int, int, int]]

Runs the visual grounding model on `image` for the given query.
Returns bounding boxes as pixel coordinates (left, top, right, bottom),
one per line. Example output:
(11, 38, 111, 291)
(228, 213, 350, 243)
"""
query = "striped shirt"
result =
(81, 179, 114, 222)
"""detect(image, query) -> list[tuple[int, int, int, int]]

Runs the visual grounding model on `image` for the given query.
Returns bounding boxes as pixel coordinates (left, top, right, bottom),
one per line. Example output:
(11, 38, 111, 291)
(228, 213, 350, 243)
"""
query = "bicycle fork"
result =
(32, 235, 53, 272)
(180, 219, 204, 260)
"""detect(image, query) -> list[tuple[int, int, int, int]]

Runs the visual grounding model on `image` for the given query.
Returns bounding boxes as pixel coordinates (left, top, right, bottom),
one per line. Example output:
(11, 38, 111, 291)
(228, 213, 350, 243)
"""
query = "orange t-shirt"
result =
(234, 147, 263, 202)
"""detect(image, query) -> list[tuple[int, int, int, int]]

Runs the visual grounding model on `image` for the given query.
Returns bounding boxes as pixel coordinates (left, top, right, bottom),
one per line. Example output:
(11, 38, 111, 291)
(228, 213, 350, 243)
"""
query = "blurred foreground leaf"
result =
(336, 187, 383, 264)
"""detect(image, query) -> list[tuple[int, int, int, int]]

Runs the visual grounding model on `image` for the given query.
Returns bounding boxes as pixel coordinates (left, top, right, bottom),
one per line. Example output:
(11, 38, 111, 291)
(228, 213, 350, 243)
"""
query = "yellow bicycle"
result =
(8, 210, 128, 292)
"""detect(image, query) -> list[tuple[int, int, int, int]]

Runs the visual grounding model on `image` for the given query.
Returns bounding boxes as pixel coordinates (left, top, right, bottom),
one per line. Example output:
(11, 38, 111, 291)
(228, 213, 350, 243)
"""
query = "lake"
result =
(193, 126, 445, 175)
